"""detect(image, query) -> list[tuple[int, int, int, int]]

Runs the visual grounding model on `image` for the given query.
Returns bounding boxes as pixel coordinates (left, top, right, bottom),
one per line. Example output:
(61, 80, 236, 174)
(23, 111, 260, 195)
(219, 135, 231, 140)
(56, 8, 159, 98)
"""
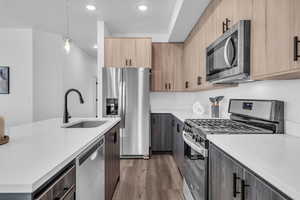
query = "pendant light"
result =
(64, 0, 71, 54)
(86, 0, 96, 11)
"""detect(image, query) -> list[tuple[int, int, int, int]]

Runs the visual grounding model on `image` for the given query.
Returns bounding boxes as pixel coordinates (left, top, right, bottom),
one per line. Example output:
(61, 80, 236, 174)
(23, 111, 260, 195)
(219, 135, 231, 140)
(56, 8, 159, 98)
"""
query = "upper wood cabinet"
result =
(251, 0, 300, 79)
(104, 38, 152, 68)
(292, 0, 300, 70)
(151, 43, 184, 92)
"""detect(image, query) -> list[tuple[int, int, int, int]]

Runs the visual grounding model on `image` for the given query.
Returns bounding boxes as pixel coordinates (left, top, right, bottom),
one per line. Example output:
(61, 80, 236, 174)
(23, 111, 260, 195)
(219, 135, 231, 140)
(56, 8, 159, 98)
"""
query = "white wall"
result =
(97, 21, 111, 117)
(151, 80, 300, 137)
(33, 30, 97, 121)
(0, 29, 33, 127)
(0, 28, 97, 128)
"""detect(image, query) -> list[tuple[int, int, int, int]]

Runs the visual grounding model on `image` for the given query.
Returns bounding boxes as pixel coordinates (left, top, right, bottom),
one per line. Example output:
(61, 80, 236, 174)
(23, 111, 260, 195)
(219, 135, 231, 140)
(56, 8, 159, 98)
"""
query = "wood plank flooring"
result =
(112, 155, 184, 200)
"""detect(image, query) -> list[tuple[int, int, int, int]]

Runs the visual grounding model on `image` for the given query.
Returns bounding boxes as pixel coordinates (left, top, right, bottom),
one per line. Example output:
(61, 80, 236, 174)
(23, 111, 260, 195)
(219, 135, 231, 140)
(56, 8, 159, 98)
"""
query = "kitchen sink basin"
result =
(65, 120, 107, 128)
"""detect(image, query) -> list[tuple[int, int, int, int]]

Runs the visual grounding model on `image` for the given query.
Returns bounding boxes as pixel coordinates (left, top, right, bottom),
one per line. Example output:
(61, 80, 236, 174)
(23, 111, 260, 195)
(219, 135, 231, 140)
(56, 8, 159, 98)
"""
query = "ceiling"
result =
(0, 0, 209, 57)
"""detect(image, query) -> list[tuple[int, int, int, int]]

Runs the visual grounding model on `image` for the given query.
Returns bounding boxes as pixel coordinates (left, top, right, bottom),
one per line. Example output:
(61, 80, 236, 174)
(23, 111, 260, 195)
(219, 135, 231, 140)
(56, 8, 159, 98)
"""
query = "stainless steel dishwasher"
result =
(76, 137, 105, 200)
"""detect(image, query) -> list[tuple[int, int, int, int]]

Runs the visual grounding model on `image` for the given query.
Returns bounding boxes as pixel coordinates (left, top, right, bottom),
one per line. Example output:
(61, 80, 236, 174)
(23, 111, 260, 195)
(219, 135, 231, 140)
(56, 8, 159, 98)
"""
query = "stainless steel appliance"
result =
(206, 20, 251, 83)
(182, 99, 284, 200)
(102, 68, 150, 158)
(76, 137, 105, 200)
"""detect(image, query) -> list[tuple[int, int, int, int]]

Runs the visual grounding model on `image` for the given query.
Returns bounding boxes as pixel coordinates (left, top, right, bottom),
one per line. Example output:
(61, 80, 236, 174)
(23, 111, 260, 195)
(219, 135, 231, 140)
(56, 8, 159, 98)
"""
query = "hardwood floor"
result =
(112, 155, 184, 200)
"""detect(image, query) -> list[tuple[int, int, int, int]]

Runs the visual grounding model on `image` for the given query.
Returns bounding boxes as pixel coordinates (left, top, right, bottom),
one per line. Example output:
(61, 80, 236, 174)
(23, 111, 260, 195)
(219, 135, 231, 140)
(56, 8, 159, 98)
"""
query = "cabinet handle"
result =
(294, 36, 300, 61)
(241, 180, 250, 200)
(125, 59, 128, 66)
(168, 83, 171, 90)
(197, 76, 202, 85)
(113, 131, 117, 144)
(223, 18, 231, 33)
(185, 81, 189, 89)
(165, 83, 168, 90)
(233, 173, 241, 197)
(129, 59, 132, 66)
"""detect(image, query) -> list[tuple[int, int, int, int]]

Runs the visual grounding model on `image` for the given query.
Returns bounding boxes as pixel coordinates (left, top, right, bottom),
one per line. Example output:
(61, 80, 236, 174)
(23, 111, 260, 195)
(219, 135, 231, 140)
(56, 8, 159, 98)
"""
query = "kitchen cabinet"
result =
(151, 114, 173, 152)
(151, 43, 184, 91)
(292, 0, 300, 69)
(172, 116, 184, 175)
(209, 143, 243, 200)
(105, 38, 152, 68)
(105, 123, 120, 200)
(209, 144, 291, 200)
(215, 0, 234, 36)
(251, 0, 300, 79)
(33, 164, 76, 200)
(266, 0, 291, 75)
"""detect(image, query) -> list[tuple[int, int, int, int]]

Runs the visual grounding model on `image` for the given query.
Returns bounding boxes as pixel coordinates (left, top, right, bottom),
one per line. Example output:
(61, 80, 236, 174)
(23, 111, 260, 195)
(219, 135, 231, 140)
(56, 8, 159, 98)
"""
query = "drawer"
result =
(35, 165, 76, 200)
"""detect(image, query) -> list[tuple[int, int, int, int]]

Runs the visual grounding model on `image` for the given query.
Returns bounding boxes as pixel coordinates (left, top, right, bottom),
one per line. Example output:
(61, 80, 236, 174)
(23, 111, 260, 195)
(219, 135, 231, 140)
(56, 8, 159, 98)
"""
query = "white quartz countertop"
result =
(207, 134, 300, 200)
(0, 117, 120, 193)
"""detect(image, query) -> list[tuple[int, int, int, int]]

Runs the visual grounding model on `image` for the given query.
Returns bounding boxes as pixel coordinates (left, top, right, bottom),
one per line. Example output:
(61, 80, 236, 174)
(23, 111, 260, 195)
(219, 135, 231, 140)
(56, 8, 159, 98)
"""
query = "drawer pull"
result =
(294, 36, 300, 61)
(233, 173, 241, 197)
(241, 180, 250, 200)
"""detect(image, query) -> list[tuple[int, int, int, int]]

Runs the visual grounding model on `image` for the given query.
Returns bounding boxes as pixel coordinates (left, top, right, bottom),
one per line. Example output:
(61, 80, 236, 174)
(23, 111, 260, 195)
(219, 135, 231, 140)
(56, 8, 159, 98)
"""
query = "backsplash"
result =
(150, 79, 300, 137)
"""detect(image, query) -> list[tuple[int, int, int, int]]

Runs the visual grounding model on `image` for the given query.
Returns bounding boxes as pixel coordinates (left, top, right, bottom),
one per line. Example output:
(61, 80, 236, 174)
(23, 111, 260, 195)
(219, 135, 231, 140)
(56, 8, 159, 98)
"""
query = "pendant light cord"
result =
(65, 0, 70, 38)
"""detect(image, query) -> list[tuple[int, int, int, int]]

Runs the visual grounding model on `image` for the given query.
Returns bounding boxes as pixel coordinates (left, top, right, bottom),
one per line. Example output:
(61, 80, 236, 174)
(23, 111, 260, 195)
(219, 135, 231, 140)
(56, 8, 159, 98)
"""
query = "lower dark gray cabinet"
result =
(105, 123, 120, 200)
(209, 144, 290, 200)
(172, 116, 184, 174)
(151, 114, 173, 152)
(33, 164, 76, 200)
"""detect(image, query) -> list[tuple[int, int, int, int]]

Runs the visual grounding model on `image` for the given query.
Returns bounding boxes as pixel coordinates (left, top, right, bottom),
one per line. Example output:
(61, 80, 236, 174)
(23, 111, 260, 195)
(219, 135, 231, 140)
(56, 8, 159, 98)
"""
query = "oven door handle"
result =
(224, 36, 234, 67)
(183, 132, 208, 158)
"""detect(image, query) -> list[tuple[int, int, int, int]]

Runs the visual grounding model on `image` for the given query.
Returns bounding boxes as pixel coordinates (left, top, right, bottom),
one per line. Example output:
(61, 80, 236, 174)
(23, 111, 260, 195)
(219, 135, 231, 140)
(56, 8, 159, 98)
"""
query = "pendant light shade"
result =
(64, 38, 71, 54)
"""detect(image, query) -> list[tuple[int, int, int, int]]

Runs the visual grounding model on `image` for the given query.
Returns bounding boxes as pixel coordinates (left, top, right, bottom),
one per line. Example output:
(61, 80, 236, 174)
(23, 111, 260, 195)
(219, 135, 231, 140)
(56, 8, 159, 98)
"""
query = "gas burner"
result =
(187, 119, 272, 135)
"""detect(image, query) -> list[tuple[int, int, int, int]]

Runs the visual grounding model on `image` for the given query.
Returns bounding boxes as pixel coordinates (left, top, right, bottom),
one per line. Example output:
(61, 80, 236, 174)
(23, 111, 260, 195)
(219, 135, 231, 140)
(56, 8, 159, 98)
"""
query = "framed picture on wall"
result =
(0, 67, 9, 94)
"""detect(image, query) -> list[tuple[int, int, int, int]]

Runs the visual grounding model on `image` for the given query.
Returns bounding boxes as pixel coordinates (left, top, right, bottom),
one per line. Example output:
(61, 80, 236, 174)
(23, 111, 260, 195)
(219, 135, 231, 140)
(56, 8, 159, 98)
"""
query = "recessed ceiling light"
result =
(138, 4, 148, 12)
(86, 4, 96, 11)
(93, 44, 98, 49)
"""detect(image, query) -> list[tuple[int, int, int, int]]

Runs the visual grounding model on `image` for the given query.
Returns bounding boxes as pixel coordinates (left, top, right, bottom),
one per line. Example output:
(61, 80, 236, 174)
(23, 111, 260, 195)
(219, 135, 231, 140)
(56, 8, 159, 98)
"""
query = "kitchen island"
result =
(0, 118, 120, 199)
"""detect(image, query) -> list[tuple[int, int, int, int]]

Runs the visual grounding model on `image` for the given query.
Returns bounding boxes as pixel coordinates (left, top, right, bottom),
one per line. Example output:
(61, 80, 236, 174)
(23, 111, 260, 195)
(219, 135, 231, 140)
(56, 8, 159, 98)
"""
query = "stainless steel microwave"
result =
(206, 20, 251, 83)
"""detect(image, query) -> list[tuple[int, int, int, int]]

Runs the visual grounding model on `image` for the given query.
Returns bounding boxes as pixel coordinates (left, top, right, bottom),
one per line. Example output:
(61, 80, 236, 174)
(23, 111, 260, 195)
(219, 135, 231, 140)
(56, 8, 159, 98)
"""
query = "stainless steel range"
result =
(182, 99, 284, 200)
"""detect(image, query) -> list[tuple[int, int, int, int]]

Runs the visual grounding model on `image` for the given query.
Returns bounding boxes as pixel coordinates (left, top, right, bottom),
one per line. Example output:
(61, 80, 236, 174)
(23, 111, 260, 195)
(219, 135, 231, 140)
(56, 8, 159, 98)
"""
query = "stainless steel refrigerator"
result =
(102, 67, 150, 158)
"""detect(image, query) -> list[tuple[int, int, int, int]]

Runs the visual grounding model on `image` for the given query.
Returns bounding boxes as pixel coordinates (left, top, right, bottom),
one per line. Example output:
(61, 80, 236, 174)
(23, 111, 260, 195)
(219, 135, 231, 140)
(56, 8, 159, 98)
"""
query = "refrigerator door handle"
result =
(119, 80, 124, 127)
(122, 80, 126, 128)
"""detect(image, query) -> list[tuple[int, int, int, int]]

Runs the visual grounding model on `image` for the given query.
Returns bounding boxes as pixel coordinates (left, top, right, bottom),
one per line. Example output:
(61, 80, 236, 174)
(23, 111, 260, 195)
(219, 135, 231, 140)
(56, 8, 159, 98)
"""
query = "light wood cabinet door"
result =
(105, 39, 125, 67)
(133, 38, 152, 68)
(151, 43, 164, 91)
(265, 0, 291, 74)
(204, 0, 219, 46)
(291, 0, 300, 69)
(232, 0, 253, 24)
(173, 44, 185, 90)
(105, 38, 151, 68)
(151, 43, 183, 91)
(216, 0, 234, 37)
(121, 39, 135, 67)
(251, 0, 267, 78)
(183, 40, 194, 90)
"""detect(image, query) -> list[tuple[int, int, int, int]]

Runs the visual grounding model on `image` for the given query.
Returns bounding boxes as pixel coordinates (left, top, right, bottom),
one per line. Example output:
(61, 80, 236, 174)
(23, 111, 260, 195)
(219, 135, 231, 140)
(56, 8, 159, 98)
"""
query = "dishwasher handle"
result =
(78, 138, 104, 166)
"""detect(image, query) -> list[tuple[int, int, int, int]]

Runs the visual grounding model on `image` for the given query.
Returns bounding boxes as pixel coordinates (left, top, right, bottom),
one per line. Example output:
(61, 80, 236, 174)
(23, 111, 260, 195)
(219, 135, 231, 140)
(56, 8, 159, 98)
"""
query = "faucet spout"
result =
(63, 89, 84, 124)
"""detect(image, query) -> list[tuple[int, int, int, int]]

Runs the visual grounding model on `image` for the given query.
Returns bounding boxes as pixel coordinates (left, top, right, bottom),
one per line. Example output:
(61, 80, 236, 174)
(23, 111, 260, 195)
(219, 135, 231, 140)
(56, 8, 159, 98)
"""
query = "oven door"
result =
(182, 132, 208, 200)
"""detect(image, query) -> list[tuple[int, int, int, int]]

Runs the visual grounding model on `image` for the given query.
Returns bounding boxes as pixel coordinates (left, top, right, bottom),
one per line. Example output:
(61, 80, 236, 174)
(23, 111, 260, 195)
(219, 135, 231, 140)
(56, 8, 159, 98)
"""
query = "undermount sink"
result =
(64, 120, 107, 128)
